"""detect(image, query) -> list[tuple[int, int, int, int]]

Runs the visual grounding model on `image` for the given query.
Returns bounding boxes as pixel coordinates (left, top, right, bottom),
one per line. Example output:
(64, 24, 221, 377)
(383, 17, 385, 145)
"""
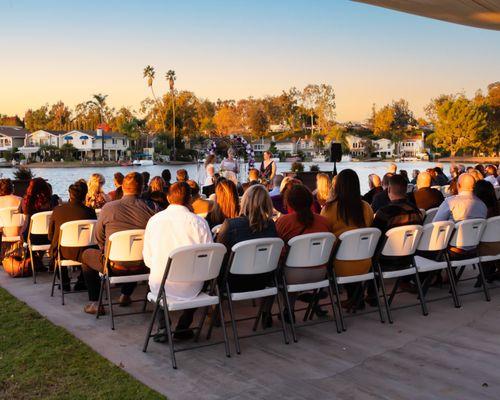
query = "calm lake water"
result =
(0, 161, 459, 200)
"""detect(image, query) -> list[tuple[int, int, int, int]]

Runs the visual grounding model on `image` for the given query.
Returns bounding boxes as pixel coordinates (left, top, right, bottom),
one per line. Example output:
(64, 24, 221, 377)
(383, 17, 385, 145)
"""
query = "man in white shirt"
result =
(484, 165, 499, 187)
(143, 181, 213, 340)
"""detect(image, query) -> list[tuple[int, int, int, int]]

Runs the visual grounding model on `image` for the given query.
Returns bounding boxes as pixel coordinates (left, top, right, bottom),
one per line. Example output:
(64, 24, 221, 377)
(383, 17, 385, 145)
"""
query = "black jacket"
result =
(48, 201, 97, 261)
(409, 187, 444, 211)
(371, 189, 391, 213)
(362, 186, 383, 205)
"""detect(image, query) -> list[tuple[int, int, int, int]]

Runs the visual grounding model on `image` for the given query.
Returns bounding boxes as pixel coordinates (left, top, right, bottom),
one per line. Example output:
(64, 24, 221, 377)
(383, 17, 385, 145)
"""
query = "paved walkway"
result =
(1, 269, 500, 400)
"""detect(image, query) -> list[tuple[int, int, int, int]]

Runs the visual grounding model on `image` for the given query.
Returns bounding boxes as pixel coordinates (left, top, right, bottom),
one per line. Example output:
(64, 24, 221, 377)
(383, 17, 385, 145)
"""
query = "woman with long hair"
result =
(217, 184, 277, 293)
(321, 169, 374, 311)
(85, 173, 110, 210)
(143, 176, 168, 210)
(314, 173, 332, 208)
(260, 150, 276, 181)
(473, 180, 499, 219)
(205, 179, 240, 228)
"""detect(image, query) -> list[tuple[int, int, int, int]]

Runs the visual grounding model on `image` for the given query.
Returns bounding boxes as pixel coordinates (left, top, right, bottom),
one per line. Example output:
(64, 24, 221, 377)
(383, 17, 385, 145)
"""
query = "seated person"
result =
(205, 180, 240, 229)
(187, 180, 213, 215)
(81, 172, 155, 315)
(269, 174, 284, 197)
(108, 172, 124, 201)
(484, 165, 499, 187)
(0, 178, 22, 238)
(371, 173, 394, 213)
(48, 181, 96, 291)
(217, 184, 278, 293)
(176, 168, 189, 183)
(362, 174, 383, 205)
(241, 168, 261, 192)
(143, 176, 168, 211)
(144, 182, 213, 340)
(161, 169, 171, 193)
(321, 169, 374, 309)
(408, 171, 444, 210)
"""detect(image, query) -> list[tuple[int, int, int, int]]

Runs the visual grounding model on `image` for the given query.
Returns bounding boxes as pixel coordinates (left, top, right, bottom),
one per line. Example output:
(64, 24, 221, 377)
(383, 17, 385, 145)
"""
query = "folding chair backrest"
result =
(419, 208, 426, 219)
(479, 216, 500, 244)
(417, 221, 454, 252)
(424, 207, 439, 224)
(336, 228, 381, 261)
(495, 186, 500, 200)
(211, 224, 222, 236)
(59, 219, 97, 248)
(108, 229, 145, 262)
(285, 232, 335, 268)
(95, 209, 102, 217)
(406, 183, 415, 194)
(0, 206, 24, 228)
(381, 225, 423, 257)
(166, 243, 226, 282)
(441, 185, 451, 197)
(431, 185, 441, 191)
(197, 212, 208, 218)
(29, 211, 52, 235)
(449, 218, 486, 248)
(229, 237, 284, 275)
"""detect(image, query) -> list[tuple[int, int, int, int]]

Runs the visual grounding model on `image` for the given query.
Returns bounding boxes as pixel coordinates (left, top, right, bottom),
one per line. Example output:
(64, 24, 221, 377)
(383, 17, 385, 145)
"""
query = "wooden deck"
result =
(1, 269, 500, 400)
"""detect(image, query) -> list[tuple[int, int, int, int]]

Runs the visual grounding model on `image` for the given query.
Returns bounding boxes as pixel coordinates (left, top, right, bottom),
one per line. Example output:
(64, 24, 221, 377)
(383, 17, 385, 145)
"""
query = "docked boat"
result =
(132, 159, 154, 166)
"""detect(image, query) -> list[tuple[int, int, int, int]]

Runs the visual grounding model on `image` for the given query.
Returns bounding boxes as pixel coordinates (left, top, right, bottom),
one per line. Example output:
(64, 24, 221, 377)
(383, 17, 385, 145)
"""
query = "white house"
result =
(400, 135, 425, 158)
(296, 136, 315, 157)
(372, 138, 394, 158)
(251, 138, 271, 154)
(0, 126, 28, 158)
(275, 138, 296, 154)
(345, 135, 368, 158)
(65, 130, 129, 161)
(25, 130, 65, 148)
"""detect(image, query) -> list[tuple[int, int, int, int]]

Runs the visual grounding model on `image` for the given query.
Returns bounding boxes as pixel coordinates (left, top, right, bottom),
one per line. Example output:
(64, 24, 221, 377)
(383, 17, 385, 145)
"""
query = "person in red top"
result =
(276, 184, 332, 314)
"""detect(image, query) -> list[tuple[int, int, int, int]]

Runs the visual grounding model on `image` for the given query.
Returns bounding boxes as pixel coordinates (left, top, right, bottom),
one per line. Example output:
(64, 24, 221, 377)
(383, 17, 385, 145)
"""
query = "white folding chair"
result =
(197, 212, 208, 218)
(0, 206, 25, 244)
(374, 225, 425, 323)
(51, 219, 97, 305)
(479, 216, 500, 264)
(142, 243, 229, 369)
(424, 207, 439, 224)
(211, 224, 222, 239)
(95, 209, 102, 217)
(96, 229, 149, 330)
(441, 185, 451, 197)
(406, 183, 415, 194)
(419, 208, 426, 219)
(330, 228, 384, 331)
(223, 238, 288, 354)
(495, 186, 500, 200)
(431, 185, 441, 191)
(281, 232, 337, 342)
(414, 221, 460, 308)
(449, 219, 489, 301)
(26, 211, 53, 284)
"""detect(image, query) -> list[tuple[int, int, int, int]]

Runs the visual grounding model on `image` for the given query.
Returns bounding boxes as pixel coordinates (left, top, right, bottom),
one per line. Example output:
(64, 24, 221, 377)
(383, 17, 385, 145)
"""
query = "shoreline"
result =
(437, 156, 500, 163)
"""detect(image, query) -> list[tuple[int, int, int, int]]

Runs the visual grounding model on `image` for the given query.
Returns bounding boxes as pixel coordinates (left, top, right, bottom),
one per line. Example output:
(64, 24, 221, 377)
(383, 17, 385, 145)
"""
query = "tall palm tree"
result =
(143, 65, 158, 101)
(87, 93, 108, 161)
(166, 70, 176, 160)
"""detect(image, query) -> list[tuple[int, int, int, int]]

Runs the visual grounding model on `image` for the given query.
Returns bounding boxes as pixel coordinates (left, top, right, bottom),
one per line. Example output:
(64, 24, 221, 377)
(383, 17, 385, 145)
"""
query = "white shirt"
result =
(144, 204, 213, 301)
(485, 175, 499, 187)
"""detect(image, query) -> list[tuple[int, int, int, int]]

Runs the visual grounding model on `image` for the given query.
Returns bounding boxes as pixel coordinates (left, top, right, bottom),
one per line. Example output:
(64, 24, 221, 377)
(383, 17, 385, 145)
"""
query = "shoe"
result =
(173, 329, 195, 340)
(73, 280, 87, 291)
(153, 328, 169, 343)
(84, 303, 105, 315)
(118, 294, 132, 307)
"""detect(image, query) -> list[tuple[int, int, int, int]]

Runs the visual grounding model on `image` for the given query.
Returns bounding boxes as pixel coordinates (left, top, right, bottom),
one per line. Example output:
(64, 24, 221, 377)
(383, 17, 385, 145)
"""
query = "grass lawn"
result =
(0, 287, 165, 400)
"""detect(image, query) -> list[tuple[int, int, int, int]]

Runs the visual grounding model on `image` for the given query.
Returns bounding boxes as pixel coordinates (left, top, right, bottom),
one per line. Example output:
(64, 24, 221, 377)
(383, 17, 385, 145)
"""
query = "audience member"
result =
(473, 180, 499, 219)
(314, 173, 331, 208)
(387, 163, 397, 174)
(144, 181, 213, 341)
(484, 165, 499, 187)
(187, 180, 213, 215)
(176, 169, 189, 182)
(108, 172, 124, 201)
(0, 178, 22, 209)
(371, 173, 394, 213)
(242, 168, 260, 192)
(269, 174, 284, 197)
(144, 176, 168, 210)
(81, 172, 155, 315)
(141, 171, 150, 193)
(85, 173, 110, 209)
(433, 167, 448, 186)
(410, 169, 419, 185)
(469, 169, 484, 182)
(399, 170, 409, 184)
(161, 169, 171, 193)
(205, 180, 240, 228)
(362, 174, 383, 205)
(409, 171, 444, 210)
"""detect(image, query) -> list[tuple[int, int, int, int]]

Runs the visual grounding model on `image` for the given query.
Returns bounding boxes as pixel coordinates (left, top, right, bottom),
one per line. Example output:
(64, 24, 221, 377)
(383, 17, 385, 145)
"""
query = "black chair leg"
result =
(226, 288, 241, 355)
(282, 277, 297, 342)
(96, 277, 105, 320)
(377, 265, 393, 324)
(413, 267, 428, 316)
(163, 306, 177, 369)
(327, 284, 340, 333)
(106, 278, 114, 330)
(142, 301, 160, 352)
(274, 292, 289, 345)
(477, 261, 491, 302)
(216, 287, 231, 358)
(371, 277, 385, 323)
(332, 280, 346, 331)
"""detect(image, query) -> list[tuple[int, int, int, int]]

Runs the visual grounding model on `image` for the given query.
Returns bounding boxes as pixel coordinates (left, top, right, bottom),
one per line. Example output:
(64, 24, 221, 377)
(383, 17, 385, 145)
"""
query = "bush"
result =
(309, 164, 320, 172)
(291, 161, 304, 173)
(13, 167, 35, 181)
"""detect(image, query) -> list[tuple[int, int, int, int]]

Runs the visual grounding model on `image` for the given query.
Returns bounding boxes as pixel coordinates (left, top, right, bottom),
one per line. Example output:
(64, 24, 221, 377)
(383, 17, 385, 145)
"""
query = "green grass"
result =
(0, 287, 165, 400)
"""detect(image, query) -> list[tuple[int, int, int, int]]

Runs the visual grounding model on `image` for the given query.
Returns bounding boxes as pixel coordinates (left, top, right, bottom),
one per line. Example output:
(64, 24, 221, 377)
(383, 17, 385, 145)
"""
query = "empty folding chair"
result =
(96, 229, 149, 330)
(26, 211, 52, 283)
(413, 221, 460, 308)
(424, 207, 439, 224)
(479, 216, 500, 264)
(51, 219, 97, 305)
(374, 225, 425, 323)
(449, 219, 489, 301)
(143, 243, 229, 369)
(222, 237, 288, 354)
(330, 228, 384, 331)
(281, 232, 338, 342)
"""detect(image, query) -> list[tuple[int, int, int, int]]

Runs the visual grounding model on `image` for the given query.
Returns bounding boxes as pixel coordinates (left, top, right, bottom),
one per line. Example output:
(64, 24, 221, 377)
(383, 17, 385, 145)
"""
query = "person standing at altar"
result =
(260, 151, 276, 181)
(220, 148, 239, 175)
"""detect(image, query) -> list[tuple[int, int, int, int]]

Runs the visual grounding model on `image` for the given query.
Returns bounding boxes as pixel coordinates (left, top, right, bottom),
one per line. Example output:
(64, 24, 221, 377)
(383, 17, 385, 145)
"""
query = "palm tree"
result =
(166, 70, 176, 160)
(143, 65, 158, 101)
(87, 93, 108, 161)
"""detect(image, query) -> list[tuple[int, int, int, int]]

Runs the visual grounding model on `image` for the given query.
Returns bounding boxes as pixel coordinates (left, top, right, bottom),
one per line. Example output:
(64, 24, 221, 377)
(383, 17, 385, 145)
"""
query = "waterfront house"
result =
(400, 135, 425, 158)
(65, 130, 129, 161)
(251, 138, 271, 155)
(373, 138, 395, 158)
(0, 126, 28, 158)
(25, 130, 65, 148)
(345, 134, 368, 158)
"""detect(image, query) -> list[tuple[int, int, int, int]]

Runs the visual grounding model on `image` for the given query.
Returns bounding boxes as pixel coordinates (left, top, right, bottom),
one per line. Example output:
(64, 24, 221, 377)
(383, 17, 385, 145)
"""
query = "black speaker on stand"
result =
(329, 142, 342, 177)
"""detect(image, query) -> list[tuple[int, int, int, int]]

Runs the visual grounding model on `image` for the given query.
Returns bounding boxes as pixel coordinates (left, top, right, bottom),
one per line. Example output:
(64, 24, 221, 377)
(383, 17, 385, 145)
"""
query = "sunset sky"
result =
(1, 0, 499, 122)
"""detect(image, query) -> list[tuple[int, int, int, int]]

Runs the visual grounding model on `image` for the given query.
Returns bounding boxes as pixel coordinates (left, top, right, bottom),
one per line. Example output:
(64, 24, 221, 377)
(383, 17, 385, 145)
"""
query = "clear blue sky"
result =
(1, 0, 499, 122)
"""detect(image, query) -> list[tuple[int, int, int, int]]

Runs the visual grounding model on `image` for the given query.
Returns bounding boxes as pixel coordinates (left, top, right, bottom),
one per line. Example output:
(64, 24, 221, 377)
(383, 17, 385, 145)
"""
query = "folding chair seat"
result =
(329, 228, 383, 331)
(413, 221, 459, 307)
(423, 207, 439, 225)
(211, 224, 222, 238)
(143, 243, 229, 369)
(449, 219, 489, 301)
(26, 211, 52, 283)
(441, 185, 452, 197)
(419, 208, 426, 219)
(51, 219, 97, 305)
(0, 206, 25, 243)
(479, 216, 500, 264)
(96, 229, 149, 330)
(222, 237, 288, 354)
(281, 232, 338, 342)
(374, 225, 425, 323)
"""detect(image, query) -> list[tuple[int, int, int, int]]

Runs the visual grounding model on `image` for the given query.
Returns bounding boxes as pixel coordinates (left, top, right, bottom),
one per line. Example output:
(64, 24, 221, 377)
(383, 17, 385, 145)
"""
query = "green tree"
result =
(24, 106, 50, 131)
(427, 95, 487, 156)
(301, 84, 336, 134)
(247, 103, 269, 137)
